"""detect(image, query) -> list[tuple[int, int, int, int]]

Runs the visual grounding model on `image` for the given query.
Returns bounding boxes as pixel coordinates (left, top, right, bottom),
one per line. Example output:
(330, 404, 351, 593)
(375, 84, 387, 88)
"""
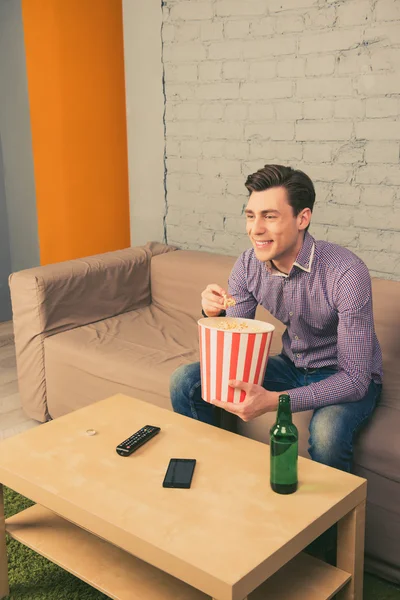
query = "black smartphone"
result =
(162, 458, 196, 489)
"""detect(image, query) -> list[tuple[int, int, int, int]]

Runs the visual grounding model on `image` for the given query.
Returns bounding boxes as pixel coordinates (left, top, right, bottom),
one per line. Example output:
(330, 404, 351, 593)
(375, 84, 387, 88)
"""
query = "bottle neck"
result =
(276, 394, 293, 423)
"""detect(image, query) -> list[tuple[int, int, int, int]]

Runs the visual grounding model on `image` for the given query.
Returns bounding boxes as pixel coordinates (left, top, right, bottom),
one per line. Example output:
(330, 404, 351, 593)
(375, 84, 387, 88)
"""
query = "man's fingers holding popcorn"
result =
(201, 284, 225, 303)
(223, 294, 236, 308)
(201, 284, 235, 316)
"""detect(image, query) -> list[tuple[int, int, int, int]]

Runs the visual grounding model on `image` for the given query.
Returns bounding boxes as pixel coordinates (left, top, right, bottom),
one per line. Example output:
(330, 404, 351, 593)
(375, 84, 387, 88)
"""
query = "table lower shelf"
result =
(5, 505, 351, 600)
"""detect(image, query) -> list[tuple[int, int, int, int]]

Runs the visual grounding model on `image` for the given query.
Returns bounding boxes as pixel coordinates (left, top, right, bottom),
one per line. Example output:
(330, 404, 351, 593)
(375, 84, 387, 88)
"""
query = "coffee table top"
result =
(0, 394, 366, 600)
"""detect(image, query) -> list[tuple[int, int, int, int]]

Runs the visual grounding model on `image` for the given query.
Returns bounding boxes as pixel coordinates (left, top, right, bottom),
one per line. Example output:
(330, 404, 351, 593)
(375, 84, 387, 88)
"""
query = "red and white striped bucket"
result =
(198, 317, 275, 404)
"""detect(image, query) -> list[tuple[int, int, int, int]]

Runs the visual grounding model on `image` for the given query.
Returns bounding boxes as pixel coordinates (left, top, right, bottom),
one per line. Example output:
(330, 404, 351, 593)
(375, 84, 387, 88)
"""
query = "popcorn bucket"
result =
(198, 317, 275, 404)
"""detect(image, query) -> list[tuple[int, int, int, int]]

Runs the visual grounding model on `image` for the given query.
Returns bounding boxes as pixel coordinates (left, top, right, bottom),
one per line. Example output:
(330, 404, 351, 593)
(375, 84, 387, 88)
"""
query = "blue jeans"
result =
(170, 353, 382, 473)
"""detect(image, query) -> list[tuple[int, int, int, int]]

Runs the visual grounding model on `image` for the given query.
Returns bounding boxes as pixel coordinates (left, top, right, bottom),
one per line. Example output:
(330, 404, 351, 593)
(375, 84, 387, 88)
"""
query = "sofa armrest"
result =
(9, 241, 176, 422)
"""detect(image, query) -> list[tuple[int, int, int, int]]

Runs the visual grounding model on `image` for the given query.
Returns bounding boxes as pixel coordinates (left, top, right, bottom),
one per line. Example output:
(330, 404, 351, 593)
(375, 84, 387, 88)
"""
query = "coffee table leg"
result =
(336, 499, 365, 600)
(0, 485, 9, 599)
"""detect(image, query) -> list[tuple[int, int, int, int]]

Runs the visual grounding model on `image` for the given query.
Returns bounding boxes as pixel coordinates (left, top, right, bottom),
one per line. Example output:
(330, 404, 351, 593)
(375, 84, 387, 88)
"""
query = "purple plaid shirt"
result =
(226, 231, 383, 412)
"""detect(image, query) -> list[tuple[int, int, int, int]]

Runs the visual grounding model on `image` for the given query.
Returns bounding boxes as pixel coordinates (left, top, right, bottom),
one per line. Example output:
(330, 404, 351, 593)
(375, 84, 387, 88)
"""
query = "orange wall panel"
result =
(22, 0, 130, 264)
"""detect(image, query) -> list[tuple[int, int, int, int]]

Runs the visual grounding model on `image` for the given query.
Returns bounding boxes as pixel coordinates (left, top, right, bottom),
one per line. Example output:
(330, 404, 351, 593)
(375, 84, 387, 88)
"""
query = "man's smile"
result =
(254, 240, 273, 248)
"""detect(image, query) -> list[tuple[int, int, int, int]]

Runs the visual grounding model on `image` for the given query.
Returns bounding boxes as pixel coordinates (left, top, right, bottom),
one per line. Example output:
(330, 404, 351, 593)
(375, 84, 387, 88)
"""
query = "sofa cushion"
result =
(44, 305, 199, 419)
(353, 403, 400, 482)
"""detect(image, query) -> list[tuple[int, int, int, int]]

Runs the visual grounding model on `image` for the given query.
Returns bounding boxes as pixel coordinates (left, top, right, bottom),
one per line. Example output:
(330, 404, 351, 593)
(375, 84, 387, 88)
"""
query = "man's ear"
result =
(298, 208, 312, 231)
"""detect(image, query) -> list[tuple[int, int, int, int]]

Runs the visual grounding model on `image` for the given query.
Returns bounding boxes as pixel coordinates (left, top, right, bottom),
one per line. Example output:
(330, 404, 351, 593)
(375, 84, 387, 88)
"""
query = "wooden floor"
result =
(0, 320, 40, 440)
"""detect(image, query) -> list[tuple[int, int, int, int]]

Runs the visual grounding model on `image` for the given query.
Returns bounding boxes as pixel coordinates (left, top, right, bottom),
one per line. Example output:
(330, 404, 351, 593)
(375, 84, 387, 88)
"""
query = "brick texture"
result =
(162, 0, 400, 279)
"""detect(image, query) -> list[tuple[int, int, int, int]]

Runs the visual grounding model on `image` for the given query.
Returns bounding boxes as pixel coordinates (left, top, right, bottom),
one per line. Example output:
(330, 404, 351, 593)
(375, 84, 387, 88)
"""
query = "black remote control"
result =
(116, 425, 161, 456)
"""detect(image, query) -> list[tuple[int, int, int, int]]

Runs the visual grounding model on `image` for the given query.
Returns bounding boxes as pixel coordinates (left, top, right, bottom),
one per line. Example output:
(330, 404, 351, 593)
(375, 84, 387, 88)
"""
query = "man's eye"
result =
(246, 214, 254, 219)
(265, 215, 276, 219)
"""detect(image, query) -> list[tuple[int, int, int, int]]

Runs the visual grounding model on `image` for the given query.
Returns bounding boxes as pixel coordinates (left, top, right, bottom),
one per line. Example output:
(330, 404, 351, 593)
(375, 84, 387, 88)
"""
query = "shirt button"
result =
(296, 353, 301, 358)
(295, 335, 299, 340)
(289, 311, 293, 316)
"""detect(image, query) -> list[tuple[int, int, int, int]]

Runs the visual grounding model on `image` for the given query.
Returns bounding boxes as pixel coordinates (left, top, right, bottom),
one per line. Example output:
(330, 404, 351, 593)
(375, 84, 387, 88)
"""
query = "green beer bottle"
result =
(270, 394, 298, 494)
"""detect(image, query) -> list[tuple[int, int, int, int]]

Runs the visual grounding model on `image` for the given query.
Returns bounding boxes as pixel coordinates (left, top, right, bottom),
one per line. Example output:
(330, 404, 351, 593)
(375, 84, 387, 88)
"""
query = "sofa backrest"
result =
(150, 248, 286, 355)
(370, 277, 400, 410)
(151, 249, 235, 320)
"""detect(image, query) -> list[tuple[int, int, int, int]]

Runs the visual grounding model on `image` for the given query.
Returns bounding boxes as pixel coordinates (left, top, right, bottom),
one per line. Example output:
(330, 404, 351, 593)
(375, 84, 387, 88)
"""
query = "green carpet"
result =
(3, 487, 400, 599)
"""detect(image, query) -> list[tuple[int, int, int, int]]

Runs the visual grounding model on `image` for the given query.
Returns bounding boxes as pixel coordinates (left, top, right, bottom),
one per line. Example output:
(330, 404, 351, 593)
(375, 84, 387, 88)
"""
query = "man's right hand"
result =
(201, 284, 234, 317)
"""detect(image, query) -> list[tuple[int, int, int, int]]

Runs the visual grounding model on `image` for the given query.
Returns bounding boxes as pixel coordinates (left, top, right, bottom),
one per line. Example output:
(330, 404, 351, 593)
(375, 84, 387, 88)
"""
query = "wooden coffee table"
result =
(0, 394, 366, 600)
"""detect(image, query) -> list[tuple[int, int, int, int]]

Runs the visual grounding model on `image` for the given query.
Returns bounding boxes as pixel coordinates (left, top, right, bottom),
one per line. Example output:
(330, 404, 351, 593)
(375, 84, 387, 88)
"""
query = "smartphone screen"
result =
(162, 458, 196, 488)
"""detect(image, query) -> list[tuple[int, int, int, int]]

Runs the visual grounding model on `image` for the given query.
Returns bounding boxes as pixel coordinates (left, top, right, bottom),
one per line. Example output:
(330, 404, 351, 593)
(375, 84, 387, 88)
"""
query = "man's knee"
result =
(170, 364, 187, 393)
(308, 405, 352, 471)
(170, 362, 201, 409)
(170, 362, 200, 391)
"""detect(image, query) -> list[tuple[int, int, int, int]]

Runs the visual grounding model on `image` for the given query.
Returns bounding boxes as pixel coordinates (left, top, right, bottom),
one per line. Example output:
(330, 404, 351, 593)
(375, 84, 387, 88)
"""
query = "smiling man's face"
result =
(245, 186, 310, 273)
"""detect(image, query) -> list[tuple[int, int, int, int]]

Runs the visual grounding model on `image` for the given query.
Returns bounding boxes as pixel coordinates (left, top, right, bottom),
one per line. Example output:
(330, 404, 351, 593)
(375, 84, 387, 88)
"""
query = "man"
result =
(170, 164, 383, 475)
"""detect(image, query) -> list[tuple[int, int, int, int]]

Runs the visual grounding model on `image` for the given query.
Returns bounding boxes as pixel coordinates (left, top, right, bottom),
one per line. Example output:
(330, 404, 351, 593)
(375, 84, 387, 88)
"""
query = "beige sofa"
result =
(9, 242, 400, 584)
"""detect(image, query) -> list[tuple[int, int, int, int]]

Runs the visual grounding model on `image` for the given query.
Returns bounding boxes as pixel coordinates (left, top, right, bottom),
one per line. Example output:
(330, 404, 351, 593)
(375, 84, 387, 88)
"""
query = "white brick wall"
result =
(163, 0, 400, 280)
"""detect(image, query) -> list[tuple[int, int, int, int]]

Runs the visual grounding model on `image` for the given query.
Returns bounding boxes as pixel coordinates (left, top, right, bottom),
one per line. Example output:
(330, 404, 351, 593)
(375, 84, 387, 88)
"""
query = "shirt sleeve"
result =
(287, 261, 376, 412)
(225, 252, 258, 319)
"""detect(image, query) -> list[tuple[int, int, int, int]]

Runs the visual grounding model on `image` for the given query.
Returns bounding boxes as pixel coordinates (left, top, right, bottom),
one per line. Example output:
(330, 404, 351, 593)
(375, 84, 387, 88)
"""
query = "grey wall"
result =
(0, 138, 12, 322)
(122, 0, 166, 246)
(0, 0, 40, 278)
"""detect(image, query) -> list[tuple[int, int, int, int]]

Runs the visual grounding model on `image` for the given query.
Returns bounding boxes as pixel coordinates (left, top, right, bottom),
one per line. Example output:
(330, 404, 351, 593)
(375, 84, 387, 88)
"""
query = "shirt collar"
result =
(293, 231, 315, 273)
(265, 231, 315, 277)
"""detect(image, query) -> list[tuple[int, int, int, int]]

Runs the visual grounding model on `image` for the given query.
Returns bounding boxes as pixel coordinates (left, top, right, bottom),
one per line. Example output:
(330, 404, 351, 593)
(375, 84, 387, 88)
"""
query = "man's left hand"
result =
(211, 381, 280, 422)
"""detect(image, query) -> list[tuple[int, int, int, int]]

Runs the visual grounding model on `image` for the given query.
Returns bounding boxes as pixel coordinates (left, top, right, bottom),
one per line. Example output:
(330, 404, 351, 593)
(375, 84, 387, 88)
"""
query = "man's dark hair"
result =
(245, 164, 315, 231)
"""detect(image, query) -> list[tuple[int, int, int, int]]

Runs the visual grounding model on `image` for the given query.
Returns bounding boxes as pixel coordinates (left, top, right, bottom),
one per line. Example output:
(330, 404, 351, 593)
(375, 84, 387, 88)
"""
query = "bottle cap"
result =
(85, 429, 97, 436)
